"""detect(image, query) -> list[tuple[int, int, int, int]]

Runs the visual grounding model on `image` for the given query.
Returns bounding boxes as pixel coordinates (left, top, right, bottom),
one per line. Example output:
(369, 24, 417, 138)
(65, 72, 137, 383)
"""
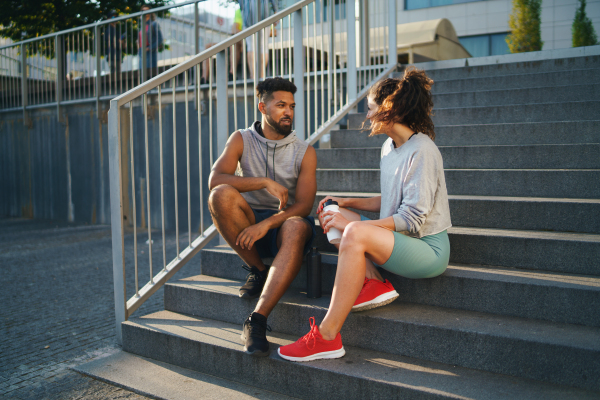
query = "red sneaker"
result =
(352, 277, 399, 312)
(277, 317, 345, 362)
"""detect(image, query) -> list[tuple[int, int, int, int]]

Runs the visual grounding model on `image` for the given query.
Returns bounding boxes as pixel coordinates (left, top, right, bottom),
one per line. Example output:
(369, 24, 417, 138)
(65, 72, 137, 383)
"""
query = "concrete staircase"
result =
(120, 55, 600, 398)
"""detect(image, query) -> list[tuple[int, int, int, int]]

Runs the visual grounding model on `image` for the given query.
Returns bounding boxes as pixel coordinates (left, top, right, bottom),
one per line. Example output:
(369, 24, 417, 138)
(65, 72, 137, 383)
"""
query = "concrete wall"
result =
(0, 87, 331, 229)
(1, 105, 110, 224)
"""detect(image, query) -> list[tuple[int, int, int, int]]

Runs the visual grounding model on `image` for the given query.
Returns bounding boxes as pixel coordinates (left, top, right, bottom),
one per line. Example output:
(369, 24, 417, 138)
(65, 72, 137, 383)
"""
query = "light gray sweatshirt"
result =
(380, 133, 452, 238)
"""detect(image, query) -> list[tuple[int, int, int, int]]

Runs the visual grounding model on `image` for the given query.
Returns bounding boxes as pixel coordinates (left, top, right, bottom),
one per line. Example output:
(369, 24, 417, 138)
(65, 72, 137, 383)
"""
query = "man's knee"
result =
(208, 184, 242, 216)
(279, 217, 311, 243)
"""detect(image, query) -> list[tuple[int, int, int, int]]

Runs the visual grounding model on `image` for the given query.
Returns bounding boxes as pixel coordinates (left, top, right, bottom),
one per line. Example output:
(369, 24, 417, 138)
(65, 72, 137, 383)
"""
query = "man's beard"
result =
(265, 114, 293, 136)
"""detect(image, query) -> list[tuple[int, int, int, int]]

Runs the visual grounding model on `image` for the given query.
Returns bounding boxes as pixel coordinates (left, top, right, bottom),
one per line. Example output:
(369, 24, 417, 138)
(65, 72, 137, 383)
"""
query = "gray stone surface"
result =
(316, 168, 600, 198)
(0, 218, 203, 400)
(316, 144, 600, 169)
(433, 83, 600, 108)
(430, 69, 600, 93)
(197, 247, 600, 326)
(202, 223, 600, 276)
(432, 101, 600, 125)
(124, 308, 600, 395)
(447, 196, 600, 234)
(418, 53, 600, 79)
(337, 121, 600, 147)
(311, 193, 600, 234)
(124, 311, 597, 399)
(449, 226, 600, 275)
(75, 351, 294, 399)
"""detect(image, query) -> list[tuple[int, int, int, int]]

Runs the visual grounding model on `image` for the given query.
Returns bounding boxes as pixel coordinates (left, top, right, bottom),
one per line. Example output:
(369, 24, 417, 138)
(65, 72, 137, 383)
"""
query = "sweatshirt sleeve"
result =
(391, 146, 438, 234)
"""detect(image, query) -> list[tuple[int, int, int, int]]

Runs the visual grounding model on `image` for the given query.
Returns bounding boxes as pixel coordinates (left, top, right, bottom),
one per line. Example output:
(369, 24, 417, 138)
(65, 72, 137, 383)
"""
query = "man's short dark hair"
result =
(256, 78, 297, 103)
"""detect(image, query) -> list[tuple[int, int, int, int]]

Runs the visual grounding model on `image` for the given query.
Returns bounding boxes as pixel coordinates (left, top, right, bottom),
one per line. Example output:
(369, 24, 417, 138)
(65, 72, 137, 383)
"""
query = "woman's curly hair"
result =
(365, 67, 435, 140)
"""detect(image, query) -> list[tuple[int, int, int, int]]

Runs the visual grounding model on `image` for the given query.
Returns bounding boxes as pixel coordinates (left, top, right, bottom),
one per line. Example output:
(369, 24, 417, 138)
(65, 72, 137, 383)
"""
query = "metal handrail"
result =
(0, 0, 236, 117)
(108, 0, 398, 344)
(0, 0, 206, 50)
(114, 0, 314, 107)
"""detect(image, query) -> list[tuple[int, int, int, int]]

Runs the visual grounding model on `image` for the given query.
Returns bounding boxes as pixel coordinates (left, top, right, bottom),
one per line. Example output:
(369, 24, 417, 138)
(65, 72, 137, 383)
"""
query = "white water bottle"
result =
(322, 199, 342, 244)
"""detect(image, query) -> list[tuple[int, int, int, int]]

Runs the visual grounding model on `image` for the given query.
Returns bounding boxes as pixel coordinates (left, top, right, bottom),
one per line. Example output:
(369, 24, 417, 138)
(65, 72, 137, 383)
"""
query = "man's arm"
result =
(236, 145, 318, 250)
(208, 130, 289, 209)
(258, 145, 317, 230)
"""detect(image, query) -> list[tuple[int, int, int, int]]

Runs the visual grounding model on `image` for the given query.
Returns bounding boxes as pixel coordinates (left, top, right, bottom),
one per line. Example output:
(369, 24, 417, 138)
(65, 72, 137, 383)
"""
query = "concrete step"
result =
(312, 193, 600, 234)
(159, 276, 600, 392)
(344, 118, 600, 147)
(198, 247, 600, 326)
(448, 226, 600, 275)
(74, 350, 293, 400)
(315, 144, 600, 169)
(308, 225, 600, 275)
(429, 68, 600, 93)
(419, 56, 600, 80)
(122, 310, 600, 399)
(320, 225, 600, 275)
(316, 168, 600, 199)
(433, 84, 600, 108)
(431, 101, 600, 125)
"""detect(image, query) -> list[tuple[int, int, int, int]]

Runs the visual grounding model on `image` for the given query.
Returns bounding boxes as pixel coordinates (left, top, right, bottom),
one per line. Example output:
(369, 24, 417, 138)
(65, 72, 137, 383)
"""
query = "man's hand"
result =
(265, 179, 288, 210)
(236, 221, 270, 250)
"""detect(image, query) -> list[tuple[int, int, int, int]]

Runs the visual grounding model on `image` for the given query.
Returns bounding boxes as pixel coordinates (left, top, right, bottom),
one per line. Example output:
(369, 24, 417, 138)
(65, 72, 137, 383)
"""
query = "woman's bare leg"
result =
(318, 208, 384, 282)
(318, 222, 395, 340)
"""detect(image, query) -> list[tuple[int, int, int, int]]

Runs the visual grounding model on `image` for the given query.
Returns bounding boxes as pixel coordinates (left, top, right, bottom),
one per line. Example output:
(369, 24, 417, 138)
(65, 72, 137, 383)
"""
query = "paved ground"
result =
(0, 218, 208, 399)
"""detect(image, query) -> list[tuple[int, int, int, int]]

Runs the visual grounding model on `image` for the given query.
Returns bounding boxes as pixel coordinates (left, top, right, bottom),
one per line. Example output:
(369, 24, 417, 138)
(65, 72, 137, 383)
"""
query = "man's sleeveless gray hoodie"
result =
(238, 121, 309, 211)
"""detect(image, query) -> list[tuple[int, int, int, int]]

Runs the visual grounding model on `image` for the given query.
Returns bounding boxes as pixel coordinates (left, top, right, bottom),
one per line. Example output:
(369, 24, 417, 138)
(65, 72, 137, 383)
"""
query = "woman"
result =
(278, 67, 452, 362)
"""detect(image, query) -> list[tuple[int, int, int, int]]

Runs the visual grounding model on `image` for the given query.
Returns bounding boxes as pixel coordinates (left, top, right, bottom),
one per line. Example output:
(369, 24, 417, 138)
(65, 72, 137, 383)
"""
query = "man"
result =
(208, 77, 317, 357)
(138, 4, 163, 79)
(238, 0, 278, 79)
(105, 11, 123, 92)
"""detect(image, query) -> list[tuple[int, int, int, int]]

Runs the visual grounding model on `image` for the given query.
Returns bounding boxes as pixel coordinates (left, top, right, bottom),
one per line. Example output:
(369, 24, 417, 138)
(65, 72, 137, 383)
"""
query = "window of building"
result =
(459, 33, 510, 57)
(405, 0, 482, 11)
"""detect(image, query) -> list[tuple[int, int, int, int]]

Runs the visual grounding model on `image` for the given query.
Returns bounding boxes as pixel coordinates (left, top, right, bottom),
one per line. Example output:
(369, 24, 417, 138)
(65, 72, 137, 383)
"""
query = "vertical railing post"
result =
(108, 98, 126, 345)
(388, 0, 397, 68)
(328, 0, 334, 119)
(346, 0, 357, 103)
(216, 50, 229, 246)
(194, 3, 200, 55)
(194, 2, 199, 110)
(293, 9, 305, 140)
(216, 51, 229, 157)
(21, 43, 27, 123)
(95, 25, 101, 116)
(56, 35, 63, 120)
(359, 0, 369, 70)
(141, 15, 147, 83)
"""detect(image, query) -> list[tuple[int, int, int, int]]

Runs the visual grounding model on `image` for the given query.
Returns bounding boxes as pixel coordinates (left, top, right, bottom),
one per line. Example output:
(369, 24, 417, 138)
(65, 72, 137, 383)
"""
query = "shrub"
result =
(506, 0, 543, 53)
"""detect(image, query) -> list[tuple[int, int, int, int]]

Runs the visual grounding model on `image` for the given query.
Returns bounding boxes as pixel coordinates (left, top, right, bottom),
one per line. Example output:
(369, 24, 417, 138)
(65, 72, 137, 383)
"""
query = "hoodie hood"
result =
(249, 121, 299, 146)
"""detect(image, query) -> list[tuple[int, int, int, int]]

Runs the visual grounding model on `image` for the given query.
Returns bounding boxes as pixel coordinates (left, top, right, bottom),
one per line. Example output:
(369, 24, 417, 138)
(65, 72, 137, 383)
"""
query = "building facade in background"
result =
(398, 0, 600, 56)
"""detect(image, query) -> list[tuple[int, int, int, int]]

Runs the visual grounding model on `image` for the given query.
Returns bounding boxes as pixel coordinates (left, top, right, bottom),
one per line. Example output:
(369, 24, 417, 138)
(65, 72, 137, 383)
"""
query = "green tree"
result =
(572, 0, 599, 47)
(0, 0, 169, 42)
(506, 0, 544, 53)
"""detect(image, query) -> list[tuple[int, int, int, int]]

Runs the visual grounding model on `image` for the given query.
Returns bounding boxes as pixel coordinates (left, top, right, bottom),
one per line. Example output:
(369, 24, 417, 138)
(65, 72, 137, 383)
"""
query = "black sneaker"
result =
(239, 265, 269, 299)
(241, 312, 272, 356)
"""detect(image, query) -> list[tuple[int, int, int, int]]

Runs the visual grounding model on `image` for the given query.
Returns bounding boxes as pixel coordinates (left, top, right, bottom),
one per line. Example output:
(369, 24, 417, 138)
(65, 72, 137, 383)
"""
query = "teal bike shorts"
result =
(361, 215, 450, 279)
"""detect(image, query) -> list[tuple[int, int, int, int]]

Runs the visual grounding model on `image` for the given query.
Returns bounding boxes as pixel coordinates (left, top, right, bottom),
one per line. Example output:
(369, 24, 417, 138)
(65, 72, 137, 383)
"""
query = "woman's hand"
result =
(316, 196, 347, 214)
(319, 210, 350, 234)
